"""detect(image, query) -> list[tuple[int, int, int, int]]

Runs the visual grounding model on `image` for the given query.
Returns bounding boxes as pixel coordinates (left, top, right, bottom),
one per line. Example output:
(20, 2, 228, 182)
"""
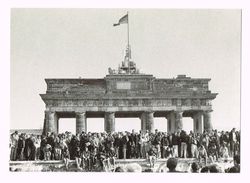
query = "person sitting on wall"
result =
(106, 147, 117, 171)
(208, 143, 218, 163)
(75, 146, 82, 170)
(97, 145, 107, 171)
(220, 142, 229, 161)
(44, 143, 52, 161)
(89, 147, 98, 171)
(54, 137, 62, 160)
(197, 145, 208, 166)
(82, 145, 91, 171)
(147, 146, 157, 168)
(165, 146, 173, 159)
(161, 133, 170, 159)
(62, 146, 70, 170)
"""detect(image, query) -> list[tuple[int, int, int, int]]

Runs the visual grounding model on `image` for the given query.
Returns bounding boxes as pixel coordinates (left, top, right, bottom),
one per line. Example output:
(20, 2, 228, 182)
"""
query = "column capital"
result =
(144, 111, 154, 114)
(75, 111, 86, 115)
(174, 110, 184, 116)
(105, 111, 115, 114)
(203, 110, 213, 114)
(45, 110, 55, 115)
(174, 110, 184, 113)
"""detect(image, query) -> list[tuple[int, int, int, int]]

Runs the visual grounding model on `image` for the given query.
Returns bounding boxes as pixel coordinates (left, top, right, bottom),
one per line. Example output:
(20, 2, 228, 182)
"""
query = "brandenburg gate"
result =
(40, 59, 217, 135)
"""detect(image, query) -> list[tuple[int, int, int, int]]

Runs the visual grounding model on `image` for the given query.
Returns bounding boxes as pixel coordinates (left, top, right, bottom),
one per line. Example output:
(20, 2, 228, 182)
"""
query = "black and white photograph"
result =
(8, 8, 242, 173)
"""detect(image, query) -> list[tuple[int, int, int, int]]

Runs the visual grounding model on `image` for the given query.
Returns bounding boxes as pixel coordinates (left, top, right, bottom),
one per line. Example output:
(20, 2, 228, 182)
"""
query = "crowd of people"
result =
(9, 128, 240, 172)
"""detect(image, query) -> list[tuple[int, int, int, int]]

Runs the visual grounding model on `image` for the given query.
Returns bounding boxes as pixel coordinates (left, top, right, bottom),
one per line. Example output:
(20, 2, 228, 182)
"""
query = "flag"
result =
(113, 14, 128, 26)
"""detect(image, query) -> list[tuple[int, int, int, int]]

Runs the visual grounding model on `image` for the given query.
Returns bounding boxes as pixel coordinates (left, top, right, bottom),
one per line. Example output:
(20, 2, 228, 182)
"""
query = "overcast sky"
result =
(10, 9, 241, 132)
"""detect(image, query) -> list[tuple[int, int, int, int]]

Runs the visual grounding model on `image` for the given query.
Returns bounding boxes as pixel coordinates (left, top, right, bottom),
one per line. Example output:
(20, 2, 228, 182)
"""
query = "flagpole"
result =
(127, 11, 130, 74)
(127, 11, 130, 49)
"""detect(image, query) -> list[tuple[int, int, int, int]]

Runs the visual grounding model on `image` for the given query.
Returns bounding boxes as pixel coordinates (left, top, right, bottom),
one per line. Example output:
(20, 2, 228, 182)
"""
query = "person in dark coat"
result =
(113, 133, 121, 159)
(153, 132, 162, 158)
(46, 133, 55, 160)
(69, 135, 79, 160)
(29, 135, 36, 160)
(130, 130, 138, 158)
(161, 133, 170, 158)
(172, 132, 180, 158)
(229, 128, 237, 157)
(16, 134, 25, 161)
(24, 135, 33, 160)
(121, 132, 129, 159)
(39, 135, 47, 160)
(180, 130, 189, 158)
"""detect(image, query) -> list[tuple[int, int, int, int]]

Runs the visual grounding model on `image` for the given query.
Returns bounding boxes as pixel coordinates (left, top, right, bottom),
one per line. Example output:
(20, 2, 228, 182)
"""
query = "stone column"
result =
(192, 112, 203, 134)
(141, 111, 154, 133)
(141, 113, 147, 133)
(203, 111, 213, 132)
(76, 112, 87, 134)
(54, 113, 59, 134)
(104, 112, 115, 133)
(175, 111, 183, 132)
(43, 111, 56, 134)
(147, 112, 154, 133)
(167, 112, 176, 134)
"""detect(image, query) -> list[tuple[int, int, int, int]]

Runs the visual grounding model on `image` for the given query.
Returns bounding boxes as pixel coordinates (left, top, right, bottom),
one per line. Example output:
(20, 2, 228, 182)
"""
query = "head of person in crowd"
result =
(144, 168, 153, 172)
(221, 141, 225, 146)
(209, 164, 224, 173)
(125, 163, 142, 173)
(114, 166, 126, 172)
(25, 134, 30, 139)
(191, 162, 199, 173)
(167, 158, 178, 172)
(10, 133, 14, 139)
(41, 134, 46, 140)
(200, 166, 209, 173)
(228, 166, 239, 173)
(55, 137, 60, 143)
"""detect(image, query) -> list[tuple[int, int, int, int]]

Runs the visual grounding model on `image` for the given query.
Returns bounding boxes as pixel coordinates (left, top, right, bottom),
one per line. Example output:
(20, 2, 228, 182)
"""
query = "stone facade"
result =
(40, 74, 217, 134)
